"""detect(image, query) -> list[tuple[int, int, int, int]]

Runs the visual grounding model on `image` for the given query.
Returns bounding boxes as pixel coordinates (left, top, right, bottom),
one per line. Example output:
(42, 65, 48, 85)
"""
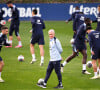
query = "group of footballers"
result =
(0, 0, 100, 89)
(0, 0, 46, 83)
(61, 5, 100, 79)
(0, 1, 23, 82)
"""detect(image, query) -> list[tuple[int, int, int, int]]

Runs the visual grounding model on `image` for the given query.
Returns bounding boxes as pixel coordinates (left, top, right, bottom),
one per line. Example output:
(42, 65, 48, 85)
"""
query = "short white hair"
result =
(48, 29, 55, 34)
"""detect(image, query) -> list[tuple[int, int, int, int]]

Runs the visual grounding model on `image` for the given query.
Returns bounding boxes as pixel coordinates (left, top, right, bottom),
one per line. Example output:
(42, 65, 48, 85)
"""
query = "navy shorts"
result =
(73, 43, 86, 52)
(9, 22, 20, 36)
(92, 48, 100, 60)
(31, 34, 45, 45)
(0, 56, 2, 61)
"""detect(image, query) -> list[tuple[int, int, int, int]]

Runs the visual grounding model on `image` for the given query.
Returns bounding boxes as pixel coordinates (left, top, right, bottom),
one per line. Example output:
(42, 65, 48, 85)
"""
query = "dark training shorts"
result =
(92, 48, 100, 60)
(9, 22, 20, 36)
(31, 34, 45, 45)
(73, 43, 86, 52)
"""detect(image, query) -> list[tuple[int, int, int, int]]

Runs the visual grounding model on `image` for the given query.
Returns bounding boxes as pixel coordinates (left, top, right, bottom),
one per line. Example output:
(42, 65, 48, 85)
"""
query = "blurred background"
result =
(0, 0, 100, 3)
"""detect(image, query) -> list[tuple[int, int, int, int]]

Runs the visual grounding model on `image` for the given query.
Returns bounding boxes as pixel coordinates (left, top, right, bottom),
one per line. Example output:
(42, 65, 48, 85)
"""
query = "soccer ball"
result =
(38, 78, 44, 84)
(0, 20, 6, 25)
(87, 61, 92, 68)
(70, 38, 74, 44)
(18, 55, 24, 61)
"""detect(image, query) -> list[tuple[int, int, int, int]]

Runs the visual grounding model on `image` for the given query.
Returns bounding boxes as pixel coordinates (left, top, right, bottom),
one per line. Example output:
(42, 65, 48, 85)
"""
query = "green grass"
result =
(0, 21, 99, 90)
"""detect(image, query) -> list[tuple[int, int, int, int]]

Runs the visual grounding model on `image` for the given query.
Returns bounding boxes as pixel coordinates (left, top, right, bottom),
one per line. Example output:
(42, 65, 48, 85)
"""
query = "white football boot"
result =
(40, 63, 44, 66)
(30, 59, 36, 64)
(0, 77, 4, 82)
(82, 70, 91, 75)
(90, 76, 99, 79)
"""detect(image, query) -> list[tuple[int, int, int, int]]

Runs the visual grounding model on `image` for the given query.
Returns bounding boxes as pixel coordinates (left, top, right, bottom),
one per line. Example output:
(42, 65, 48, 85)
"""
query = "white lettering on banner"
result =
(18, 7, 26, 17)
(84, 7, 90, 15)
(2, 7, 41, 18)
(26, 8, 32, 17)
(69, 5, 98, 17)
(2, 8, 12, 17)
(2, 7, 7, 17)
(8, 8, 12, 17)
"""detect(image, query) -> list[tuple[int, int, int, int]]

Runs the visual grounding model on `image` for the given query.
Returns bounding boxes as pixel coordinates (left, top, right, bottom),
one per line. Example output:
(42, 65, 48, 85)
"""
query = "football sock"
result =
(59, 82, 62, 86)
(0, 72, 1, 77)
(94, 72, 97, 76)
(97, 67, 99, 73)
(32, 54, 35, 60)
(9, 40, 12, 45)
(82, 64, 86, 70)
(63, 61, 67, 66)
(41, 56, 44, 63)
(18, 41, 22, 46)
(99, 69, 100, 75)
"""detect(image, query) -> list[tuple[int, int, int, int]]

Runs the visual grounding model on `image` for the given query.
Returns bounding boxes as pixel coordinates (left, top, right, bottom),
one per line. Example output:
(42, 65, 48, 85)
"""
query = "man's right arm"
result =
(65, 13, 74, 23)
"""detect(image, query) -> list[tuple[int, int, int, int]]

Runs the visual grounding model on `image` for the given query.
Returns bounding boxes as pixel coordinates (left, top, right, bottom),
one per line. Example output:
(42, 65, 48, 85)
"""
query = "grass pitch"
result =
(0, 21, 100, 90)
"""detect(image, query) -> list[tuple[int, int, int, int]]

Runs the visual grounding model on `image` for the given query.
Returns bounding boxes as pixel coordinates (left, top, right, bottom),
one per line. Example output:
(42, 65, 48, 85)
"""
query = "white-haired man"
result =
(37, 29, 63, 89)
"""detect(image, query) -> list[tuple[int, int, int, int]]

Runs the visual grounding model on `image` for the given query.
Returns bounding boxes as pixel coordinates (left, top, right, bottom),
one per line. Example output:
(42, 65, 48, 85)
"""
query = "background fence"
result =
(0, 0, 100, 3)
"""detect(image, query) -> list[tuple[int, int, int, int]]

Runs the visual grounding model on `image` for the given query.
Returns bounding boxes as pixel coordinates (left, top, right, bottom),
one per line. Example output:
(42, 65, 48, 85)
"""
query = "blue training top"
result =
(31, 16, 45, 36)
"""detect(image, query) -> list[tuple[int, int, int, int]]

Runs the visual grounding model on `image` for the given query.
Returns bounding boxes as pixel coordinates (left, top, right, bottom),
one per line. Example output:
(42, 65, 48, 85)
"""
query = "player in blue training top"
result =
(74, 12, 85, 32)
(30, 9, 45, 66)
(0, 8, 4, 31)
(66, 6, 80, 38)
(61, 18, 91, 75)
(6, 1, 22, 48)
(92, 5, 100, 31)
(86, 26, 100, 79)
(0, 26, 11, 82)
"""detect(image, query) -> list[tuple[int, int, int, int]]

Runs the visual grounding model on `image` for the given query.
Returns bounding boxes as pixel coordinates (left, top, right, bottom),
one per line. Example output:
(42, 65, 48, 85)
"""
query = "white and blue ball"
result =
(38, 78, 44, 84)
(87, 61, 92, 68)
(18, 55, 24, 61)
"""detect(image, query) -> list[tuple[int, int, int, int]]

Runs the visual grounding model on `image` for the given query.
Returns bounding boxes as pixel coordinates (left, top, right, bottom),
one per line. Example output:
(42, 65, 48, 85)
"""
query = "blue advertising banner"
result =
(0, 3, 100, 21)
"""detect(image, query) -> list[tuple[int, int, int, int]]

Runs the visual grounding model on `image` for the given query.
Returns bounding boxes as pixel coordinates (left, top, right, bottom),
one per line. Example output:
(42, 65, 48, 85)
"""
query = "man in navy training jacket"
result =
(61, 18, 91, 75)
(6, 1, 22, 48)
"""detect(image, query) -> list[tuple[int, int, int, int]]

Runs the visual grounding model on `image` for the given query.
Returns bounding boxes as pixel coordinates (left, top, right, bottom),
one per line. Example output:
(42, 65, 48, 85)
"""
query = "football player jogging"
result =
(66, 6, 80, 39)
(61, 18, 91, 75)
(0, 26, 11, 82)
(37, 29, 63, 89)
(30, 9, 45, 66)
(92, 5, 100, 32)
(86, 26, 100, 79)
(6, 1, 22, 48)
(70, 11, 86, 45)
